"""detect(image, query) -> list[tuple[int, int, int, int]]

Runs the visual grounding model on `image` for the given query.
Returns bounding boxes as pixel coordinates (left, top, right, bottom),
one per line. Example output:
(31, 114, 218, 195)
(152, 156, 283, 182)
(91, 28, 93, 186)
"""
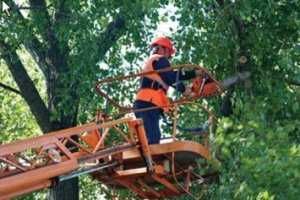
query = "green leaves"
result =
(1, 0, 300, 199)
(0, 58, 42, 144)
(208, 93, 300, 199)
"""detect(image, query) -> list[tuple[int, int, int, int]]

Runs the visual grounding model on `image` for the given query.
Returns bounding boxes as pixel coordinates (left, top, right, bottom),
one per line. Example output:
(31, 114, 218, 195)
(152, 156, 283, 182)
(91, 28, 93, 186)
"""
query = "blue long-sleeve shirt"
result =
(134, 56, 196, 109)
(152, 57, 196, 93)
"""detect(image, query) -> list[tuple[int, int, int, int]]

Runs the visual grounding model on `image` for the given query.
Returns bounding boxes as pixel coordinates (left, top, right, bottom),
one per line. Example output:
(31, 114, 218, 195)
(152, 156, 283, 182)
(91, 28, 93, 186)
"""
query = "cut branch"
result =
(0, 82, 21, 95)
(286, 79, 300, 86)
(221, 72, 251, 89)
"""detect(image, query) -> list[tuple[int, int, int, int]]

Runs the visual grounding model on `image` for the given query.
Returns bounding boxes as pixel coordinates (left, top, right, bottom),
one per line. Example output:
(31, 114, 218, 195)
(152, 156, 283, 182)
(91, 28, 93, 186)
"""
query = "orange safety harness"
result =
(136, 54, 171, 111)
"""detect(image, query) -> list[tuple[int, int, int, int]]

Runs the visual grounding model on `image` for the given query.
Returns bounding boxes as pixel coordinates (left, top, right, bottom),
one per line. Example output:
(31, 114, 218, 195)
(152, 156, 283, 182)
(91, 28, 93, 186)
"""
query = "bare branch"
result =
(0, 82, 21, 95)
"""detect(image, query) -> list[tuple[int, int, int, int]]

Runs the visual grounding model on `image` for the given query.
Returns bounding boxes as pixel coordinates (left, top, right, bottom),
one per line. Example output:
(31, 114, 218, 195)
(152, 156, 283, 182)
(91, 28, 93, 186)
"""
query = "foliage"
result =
(208, 94, 300, 200)
(171, 1, 300, 199)
(1, 0, 300, 200)
(0, 49, 44, 143)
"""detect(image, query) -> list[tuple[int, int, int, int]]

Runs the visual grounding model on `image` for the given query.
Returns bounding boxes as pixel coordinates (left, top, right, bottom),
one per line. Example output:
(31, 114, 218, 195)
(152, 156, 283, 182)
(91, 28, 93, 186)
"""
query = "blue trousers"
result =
(133, 101, 162, 144)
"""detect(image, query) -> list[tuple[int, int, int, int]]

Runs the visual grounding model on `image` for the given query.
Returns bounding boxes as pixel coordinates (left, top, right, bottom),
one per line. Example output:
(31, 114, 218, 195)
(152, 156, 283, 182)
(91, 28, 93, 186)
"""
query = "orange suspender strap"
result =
(142, 54, 169, 91)
(136, 54, 171, 111)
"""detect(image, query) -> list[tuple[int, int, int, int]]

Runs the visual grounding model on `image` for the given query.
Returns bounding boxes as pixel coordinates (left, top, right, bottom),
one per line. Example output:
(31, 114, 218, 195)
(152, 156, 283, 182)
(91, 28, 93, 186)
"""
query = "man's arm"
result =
(153, 57, 196, 93)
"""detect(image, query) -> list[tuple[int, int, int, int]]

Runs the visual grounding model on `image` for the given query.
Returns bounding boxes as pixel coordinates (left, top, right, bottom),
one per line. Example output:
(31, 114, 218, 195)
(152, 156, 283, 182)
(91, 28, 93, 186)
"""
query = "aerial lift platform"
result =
(0, 117, 214, 199)
(0, 64, 248, 199)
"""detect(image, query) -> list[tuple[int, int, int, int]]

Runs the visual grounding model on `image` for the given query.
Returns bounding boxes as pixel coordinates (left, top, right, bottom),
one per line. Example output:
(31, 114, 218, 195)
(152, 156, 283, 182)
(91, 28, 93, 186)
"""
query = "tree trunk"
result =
(2, 2, 128, 199)
(49, 178, 79, 200)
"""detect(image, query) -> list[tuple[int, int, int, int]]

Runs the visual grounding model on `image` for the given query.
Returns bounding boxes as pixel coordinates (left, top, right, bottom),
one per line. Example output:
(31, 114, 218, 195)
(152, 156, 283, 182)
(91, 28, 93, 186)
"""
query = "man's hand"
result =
(183, 86, 196, 97)
(195, 68, 205, 77)
(195, 68, 208, 77)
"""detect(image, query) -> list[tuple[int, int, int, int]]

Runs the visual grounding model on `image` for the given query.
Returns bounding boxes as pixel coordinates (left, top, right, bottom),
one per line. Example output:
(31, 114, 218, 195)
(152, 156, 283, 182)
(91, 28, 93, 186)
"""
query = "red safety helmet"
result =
(150, 36, 176, 55)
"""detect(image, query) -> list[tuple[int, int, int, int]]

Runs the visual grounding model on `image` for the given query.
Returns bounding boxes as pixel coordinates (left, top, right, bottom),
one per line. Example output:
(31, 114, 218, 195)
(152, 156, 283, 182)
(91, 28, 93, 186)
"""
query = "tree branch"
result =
(29, 0, 69, 72)
(220, 72, 251, 117)
(53, 0, 69, 23)
(95, 15, 126, 63)
(221, 72, 251, 89)
(221, 88, 234, 117)
(0, 82, 21, 95)
(286, 78, 300, 86)
(28, 0, 53, 43)
(0, 39, 53, 132)
(3, 0, 50, 79)
(216, 0, 224, 6)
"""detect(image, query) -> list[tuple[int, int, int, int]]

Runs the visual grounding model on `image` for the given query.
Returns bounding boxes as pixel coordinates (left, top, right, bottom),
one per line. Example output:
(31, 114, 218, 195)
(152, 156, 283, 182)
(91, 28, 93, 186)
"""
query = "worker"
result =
(133, 36, 218, 144)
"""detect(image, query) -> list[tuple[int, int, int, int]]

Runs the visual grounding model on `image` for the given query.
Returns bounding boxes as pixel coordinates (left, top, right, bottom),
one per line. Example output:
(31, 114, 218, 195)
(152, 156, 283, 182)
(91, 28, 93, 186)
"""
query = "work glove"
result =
(195, 68, 207, 77)
(183, 86, 196, 98)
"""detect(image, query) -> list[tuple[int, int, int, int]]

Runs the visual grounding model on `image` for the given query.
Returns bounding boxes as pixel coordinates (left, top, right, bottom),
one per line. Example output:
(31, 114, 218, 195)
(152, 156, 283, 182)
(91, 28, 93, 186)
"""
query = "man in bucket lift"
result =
(134, 36, 218, 144)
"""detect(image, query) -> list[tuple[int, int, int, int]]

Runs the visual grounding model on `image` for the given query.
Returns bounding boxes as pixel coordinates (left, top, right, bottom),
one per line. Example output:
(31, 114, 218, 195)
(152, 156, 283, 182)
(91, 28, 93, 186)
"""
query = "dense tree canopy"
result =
(0, 0, 299, 199)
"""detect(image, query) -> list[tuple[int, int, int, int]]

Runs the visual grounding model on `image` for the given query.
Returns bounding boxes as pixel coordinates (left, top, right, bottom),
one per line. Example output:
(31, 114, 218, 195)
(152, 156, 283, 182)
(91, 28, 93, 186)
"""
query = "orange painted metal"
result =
(0, 117, 135, 198)
(0, 116, 214, 199)
(0, 63, 220, 199)
(0, 180, 51, 200)
(92, 128, 110, 153)
(184, 167, 192, 192)
(115, 178, 150, 199)
(0, 137, 78, 198)
(0, 161, 75, 198)
(93, 139, 212, 199)
(0, 118, 133, 157)
(121, 140, 210, 161)
(80, 129, 102, 149)
(134, 119, 154, 172)
(152, 174, 180, 195)
(114, 167, 148, 178)
(114, 165, 165, 178)
(137, 178, 161, 198)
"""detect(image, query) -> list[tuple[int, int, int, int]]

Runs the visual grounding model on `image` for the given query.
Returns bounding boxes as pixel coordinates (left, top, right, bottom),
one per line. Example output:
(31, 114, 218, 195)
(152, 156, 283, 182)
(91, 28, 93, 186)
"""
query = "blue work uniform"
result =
(133, 57, 196, 144)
